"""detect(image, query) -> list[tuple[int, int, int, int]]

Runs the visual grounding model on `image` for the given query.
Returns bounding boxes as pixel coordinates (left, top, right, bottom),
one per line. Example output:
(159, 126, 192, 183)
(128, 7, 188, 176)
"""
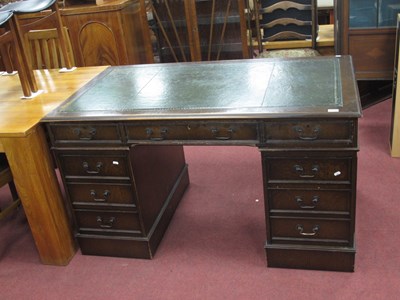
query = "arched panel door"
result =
(79, 22, 120, 66)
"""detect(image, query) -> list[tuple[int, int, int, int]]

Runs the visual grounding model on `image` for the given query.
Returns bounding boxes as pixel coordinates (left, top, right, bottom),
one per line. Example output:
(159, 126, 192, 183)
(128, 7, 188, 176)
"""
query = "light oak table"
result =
(0, 66, 108, 265)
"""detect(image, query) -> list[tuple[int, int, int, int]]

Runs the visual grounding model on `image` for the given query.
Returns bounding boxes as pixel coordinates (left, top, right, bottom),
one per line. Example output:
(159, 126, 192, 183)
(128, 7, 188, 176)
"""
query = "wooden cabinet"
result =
(61, 0, 153, 66)
(17, 0, 154, 67)
(150, 0, 249, 62)
(337, 0, 400, 80)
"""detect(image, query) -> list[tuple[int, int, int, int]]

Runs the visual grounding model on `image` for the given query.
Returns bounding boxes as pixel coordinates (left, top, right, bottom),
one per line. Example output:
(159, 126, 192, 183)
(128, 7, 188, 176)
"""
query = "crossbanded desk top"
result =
(44, 56, 362, 121)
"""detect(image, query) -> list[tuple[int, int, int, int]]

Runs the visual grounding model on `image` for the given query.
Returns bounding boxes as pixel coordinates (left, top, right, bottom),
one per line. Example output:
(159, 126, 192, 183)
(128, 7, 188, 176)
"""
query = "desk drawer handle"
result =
(211, 128, 234, 140)
(293, 125, 320, 140)
(96, 216, 115, 229)
(73, 127, 97, 140)
(293, 164, 319, 178)
(146, 128, 168, 141)
(295, 195, 319, 209)
(82, 161, 103, 174)
(90, 189, 110, 202)
(296, 224, 320, 236)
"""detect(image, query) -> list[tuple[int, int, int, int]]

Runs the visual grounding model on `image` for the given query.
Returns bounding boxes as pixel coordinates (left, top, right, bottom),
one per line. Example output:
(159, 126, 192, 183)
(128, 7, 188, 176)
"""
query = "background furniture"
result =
(14, 0, 153, 67)
(337, 0, 400, 80)
(0, 153, 20, 221)
(25, 27, 75, 69)
(390, 13, 400, 157)
(0, 10, 38, 97)
(44, 56, 361, 271)
(149, 0, 249, 62)
(0, 65, 108, 265)
(253, 0, 320, 57)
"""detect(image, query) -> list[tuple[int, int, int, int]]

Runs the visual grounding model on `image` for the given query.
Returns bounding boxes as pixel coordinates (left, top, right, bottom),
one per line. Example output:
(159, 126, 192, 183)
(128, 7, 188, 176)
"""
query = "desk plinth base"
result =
(265, 243, 356, 272)
(76, 164, 189, 259)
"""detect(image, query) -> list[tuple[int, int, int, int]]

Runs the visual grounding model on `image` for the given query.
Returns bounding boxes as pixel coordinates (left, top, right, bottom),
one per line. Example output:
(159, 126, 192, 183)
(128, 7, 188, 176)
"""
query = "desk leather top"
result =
(44, 56, 362, 121)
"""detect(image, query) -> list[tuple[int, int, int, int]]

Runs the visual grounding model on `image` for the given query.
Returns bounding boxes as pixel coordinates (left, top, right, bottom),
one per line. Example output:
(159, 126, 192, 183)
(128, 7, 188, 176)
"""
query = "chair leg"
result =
(51, 3, 74, 70)
(7, 16, 38, 97)
(0, 43, 16, 75)
(8, 180, 19, 202)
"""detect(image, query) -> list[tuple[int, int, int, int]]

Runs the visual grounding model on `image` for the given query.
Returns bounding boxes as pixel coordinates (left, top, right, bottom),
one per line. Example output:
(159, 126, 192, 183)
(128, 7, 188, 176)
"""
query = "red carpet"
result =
(1, 99, 399, 299)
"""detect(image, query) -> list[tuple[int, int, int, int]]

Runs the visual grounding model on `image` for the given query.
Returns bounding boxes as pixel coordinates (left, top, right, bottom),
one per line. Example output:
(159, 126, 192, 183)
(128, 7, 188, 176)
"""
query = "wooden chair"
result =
(0, 0, 74, 69)
(250, 0, 320, 58)
(0, 153, 20, 221)
(0, 0, 75, 96)
(0, 10, 38, 97)
(25, 27, 75, 70)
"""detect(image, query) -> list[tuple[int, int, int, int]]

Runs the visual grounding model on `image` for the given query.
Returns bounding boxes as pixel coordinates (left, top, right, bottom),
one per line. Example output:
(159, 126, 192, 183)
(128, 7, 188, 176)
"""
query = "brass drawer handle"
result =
(296, 224, 320, 236)
(90, 189, 110, 202)
(293, 125, 320, 140)
(73, 127, 97, 140)
(82, 161, 103, 174)
(295, 195, 319, 209)
(211, 128, 234, 140)
(293, 164, 319, 178)
(146, 128, 168, 141)
(96, 216, 115, 229)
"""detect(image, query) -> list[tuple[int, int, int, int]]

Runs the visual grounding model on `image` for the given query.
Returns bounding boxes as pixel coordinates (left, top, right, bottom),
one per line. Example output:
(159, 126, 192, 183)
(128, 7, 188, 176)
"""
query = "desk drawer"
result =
(57, 151, 131, 179)
(75, 209, 142, 235)
(66, 182, 136, 208)
(268, 189, 351, 214)
(48, 123, 123, 145)
(263, 120, 357, 148)
(125, 121, 259, 143)
(265, 156, 352, 182)
(270, 217, 351, 246)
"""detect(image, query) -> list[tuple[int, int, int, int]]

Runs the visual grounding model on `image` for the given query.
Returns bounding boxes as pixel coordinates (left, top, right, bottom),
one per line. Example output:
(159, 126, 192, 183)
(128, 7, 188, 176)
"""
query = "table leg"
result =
(1, 124, 76, 265)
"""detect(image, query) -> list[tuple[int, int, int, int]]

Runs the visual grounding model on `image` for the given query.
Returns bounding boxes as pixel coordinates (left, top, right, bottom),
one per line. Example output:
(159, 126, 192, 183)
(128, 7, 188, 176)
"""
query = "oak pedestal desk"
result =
(43, 56, 362, 272)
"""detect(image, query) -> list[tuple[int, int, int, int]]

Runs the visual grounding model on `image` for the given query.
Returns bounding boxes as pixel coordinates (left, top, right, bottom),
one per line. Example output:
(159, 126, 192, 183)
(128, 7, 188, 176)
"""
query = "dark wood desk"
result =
(43, 56, 362, 271)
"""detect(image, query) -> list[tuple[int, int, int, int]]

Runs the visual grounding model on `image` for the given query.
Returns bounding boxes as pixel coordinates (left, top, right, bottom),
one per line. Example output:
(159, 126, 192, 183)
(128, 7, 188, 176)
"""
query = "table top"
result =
(0, 66, 108, 138)
(45, 56, 361, 122)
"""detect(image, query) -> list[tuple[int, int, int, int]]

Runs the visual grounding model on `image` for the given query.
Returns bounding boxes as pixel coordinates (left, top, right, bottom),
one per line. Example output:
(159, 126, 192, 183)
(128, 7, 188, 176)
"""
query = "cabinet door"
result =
(338, 0, 398, 79)
(62, 1, 153, 67)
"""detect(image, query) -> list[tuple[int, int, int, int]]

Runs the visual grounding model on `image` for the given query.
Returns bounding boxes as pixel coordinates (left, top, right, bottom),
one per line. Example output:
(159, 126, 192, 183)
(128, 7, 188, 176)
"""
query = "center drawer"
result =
(124, 120, 259, 143)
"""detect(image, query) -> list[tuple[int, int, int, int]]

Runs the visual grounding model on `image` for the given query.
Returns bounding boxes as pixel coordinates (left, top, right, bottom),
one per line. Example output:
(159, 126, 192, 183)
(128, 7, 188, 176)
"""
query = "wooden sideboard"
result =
(17, 0, 154, 67)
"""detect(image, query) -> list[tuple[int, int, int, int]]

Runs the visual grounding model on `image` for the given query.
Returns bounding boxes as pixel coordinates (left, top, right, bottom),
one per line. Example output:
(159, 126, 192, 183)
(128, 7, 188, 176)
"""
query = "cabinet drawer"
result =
(125, 121, 259, 143)
(75, 209, 142, 235)
(66, 182, 136, 208)
(57, 151, 130, 179)
(265, 157, 352, 182)
(264, 120, 356, 148)
(268, 189, 351, 214)
(48, 123, 123, 145)
(270, 217, 351, 246)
